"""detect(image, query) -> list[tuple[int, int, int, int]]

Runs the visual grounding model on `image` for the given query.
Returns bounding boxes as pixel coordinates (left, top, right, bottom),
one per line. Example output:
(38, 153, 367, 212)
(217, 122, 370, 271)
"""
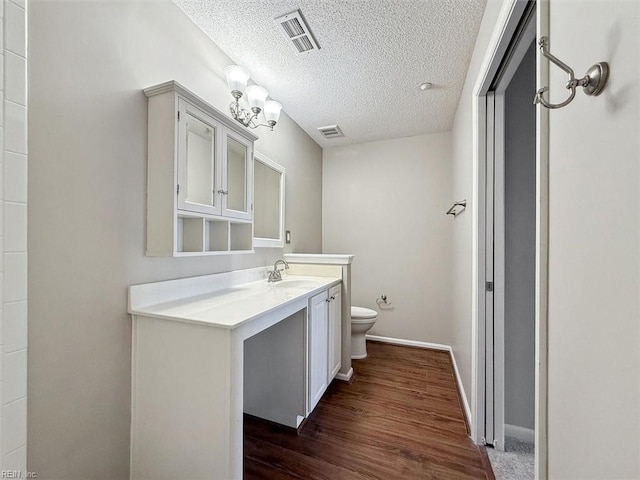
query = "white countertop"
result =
(129, 274, 341, 329)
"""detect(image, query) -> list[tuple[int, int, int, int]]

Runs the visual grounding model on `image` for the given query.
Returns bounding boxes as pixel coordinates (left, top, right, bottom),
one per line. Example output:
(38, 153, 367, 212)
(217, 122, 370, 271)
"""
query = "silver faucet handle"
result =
(267, 269, 282, 282)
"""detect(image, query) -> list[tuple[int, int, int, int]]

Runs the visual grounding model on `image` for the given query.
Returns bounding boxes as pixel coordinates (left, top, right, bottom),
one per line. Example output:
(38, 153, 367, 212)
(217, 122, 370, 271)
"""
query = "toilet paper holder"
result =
(376, 294, 392, 309)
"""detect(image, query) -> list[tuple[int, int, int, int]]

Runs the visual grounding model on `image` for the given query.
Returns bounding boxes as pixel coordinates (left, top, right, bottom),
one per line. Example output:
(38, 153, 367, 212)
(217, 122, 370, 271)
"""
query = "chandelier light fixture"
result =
(224, 65, 282, 130)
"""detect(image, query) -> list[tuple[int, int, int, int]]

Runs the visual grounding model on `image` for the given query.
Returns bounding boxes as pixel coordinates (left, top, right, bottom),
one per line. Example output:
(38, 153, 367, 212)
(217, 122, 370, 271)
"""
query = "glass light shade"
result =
(263, 100, 282, 124)
(246, 85, 268, 111)
(224, 65, 250, 93)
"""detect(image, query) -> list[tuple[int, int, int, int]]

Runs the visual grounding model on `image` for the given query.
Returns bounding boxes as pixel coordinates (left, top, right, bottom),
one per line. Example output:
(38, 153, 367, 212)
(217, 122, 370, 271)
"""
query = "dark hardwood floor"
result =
(244, 341, 495, 479)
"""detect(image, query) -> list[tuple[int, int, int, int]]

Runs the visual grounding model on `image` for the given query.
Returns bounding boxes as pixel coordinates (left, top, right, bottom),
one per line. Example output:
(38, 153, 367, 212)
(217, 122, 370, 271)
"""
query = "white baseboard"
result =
(365, 334, 472, 428)
(505, 423, 535, 443)
(449, 347, 472, 428)
(335, 367, 353, 382)
(365, 334, 450, 351)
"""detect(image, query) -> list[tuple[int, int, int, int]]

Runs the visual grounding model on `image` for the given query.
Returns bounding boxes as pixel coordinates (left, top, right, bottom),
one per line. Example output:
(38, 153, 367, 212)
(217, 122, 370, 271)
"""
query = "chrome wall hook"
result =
(533, 37, 609, 109)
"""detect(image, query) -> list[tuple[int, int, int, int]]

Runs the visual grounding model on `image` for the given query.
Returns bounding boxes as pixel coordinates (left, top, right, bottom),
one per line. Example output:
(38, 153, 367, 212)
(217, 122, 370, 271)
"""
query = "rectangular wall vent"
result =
(317, 125, 344, 139)
(275, 10, 320, 54)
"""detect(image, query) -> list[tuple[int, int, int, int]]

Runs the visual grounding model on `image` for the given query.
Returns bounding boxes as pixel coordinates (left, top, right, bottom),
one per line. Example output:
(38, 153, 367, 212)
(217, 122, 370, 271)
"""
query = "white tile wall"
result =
(1, 0, 27, 472)
(2, 398, 26, 455)
(3, 301, 25, 353)
(2, 444, 24, 470)
(4, 101, 25, 153)
(4, 253, 26, 302)
(4, 2, 23, 57)
(3, 153, 25, 203)
(4, 203, 25, 252)
(2, 350, 25, 403)
(4, 52, 24, 106)
(7, 0, 22, 10)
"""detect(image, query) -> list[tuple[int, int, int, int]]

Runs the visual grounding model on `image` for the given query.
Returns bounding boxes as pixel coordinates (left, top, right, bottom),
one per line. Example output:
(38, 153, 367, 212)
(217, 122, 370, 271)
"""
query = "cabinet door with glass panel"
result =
(221, 129, 253, 220)
(176, 99, 223, 216)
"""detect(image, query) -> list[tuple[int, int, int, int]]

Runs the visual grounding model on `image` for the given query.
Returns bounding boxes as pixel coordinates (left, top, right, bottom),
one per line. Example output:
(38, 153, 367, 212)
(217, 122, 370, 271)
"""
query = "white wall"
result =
(1, 0, 28, 472)
(451, 0, 640, 475)
(450, 0, 504, 407)
(547, 1, 640, 477)
(323, 132, 453, 344)
(27, 1, 322, 478)
(504, 40, 535, 431)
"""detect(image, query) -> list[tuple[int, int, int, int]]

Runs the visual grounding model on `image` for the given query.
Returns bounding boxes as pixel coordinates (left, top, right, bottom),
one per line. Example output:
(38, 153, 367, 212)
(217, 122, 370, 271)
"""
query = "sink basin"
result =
(272, 278, 323, 289)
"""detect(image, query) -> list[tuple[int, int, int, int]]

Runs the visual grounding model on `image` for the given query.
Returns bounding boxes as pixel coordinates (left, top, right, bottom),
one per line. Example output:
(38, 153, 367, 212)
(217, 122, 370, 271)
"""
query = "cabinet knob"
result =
(217, 189, 229, 195)
(330, 296, 336, 300)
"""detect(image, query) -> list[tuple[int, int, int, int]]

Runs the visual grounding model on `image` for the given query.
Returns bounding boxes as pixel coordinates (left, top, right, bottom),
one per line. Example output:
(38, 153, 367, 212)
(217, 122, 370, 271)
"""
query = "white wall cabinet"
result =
(145, 81, 257, 256)
(307, 285, 342, 414)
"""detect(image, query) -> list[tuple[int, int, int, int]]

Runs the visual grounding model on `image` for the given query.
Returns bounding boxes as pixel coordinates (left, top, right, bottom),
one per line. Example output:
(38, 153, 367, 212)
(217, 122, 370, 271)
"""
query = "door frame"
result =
(483, 89, 505, 450)
(485, 11, 537, 452)
(470, 0, 549, 478)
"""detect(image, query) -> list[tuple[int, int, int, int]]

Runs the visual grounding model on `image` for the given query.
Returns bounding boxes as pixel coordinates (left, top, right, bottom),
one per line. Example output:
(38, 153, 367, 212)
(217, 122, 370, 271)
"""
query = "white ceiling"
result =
(173, 0, 487, 148)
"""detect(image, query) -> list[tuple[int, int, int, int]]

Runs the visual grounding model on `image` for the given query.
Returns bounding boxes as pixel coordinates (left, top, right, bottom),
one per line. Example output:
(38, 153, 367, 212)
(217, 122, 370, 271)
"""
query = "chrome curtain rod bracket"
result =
(446, 200, 467, 218)
(533, 36, 609, 109)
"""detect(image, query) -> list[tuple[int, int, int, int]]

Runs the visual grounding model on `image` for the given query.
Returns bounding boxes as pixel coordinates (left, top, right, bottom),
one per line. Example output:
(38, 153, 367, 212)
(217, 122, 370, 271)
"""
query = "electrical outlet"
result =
(285, 230, 291, 244)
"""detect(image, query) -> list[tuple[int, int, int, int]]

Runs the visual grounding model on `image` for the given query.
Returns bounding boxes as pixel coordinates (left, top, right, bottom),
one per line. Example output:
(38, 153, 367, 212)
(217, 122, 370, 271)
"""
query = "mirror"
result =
(253, 152, 285, 247)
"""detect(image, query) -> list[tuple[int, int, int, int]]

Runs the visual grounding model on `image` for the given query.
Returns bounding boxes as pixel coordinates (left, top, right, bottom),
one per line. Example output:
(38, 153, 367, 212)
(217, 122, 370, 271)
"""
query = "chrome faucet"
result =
(268, 259, 289, 282)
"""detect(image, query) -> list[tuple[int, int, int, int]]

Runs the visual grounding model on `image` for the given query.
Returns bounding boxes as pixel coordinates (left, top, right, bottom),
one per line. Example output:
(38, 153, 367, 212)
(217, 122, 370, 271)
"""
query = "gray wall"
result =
(28, 2, 322, 478)
(450, 0, 504, 409)
(547, 1, 640, 477)
(323, 133, 454, 344)
(503, 41, 536, 431)
(452, 0, 640, 474)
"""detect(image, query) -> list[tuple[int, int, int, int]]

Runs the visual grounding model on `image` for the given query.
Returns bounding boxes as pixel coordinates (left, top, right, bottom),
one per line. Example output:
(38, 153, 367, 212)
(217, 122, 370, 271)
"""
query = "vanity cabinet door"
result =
(176, 99, 223, 216)
(308, 291, 329, 414)
(327, 285, 342, 381)
(222, 129, 253, 220)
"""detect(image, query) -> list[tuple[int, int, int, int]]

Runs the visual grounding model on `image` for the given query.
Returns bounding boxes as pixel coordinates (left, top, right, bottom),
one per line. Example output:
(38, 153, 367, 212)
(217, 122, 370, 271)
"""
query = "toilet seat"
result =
(352, 317, 376, 324)
(351, 306, 377, 319)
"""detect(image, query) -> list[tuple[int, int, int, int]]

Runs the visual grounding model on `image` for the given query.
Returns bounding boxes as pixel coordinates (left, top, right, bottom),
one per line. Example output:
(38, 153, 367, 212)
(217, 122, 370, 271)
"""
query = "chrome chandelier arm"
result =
(249, 123, 275, 131)
(229, 100, 258, 127)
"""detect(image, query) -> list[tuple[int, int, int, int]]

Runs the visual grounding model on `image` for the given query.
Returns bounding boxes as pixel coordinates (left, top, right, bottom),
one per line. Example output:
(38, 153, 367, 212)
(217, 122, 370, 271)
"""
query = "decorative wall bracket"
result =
(533, 37, 609, 109)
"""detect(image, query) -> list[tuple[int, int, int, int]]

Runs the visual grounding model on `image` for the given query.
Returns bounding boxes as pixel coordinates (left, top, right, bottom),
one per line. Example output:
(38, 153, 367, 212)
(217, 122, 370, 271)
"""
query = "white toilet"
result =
(351, 306, 378, 359)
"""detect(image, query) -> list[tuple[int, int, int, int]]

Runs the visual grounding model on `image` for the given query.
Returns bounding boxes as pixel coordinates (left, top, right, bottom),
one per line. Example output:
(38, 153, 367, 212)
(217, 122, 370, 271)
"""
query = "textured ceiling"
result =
(173, 0, 487, 148)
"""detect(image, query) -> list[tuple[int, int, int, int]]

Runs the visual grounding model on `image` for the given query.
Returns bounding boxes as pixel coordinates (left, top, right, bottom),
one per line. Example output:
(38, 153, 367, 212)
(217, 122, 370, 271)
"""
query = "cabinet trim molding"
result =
(144, 80, 259, 142)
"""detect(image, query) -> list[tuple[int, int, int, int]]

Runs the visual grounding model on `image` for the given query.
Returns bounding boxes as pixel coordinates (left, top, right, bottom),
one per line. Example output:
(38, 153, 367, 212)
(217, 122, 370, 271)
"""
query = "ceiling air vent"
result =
(317, 125, 344, 139)
(275, 10, 320, 54)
